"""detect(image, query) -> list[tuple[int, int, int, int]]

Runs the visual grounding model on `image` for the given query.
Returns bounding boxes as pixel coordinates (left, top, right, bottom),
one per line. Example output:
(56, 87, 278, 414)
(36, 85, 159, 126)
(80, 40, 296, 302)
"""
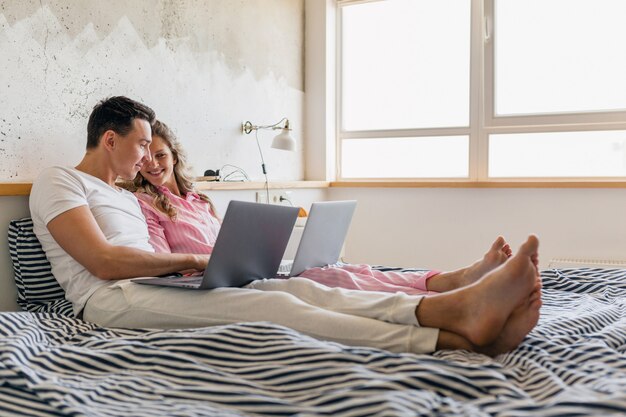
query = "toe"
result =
(518, 235, 539, 256)
(492, 236, 505, 250)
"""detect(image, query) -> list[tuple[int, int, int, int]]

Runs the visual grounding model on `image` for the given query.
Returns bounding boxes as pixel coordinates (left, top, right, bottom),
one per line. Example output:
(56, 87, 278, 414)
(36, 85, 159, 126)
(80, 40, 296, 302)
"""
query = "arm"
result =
(47, 205, 208, 280)
(137, 198, 172, 253)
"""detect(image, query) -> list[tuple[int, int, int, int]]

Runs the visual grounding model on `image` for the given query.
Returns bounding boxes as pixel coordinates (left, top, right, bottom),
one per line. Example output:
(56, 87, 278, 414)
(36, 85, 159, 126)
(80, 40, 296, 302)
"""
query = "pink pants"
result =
(298, 264, 441, 295)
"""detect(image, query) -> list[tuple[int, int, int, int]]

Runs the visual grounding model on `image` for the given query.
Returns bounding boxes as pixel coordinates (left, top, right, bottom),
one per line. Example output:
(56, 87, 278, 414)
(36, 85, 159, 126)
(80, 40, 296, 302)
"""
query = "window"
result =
(489, 131, 626, 177)
(493, 0, 626, 116)
(342, 136, 469, 178)
(337, 0, 626, 181)
(341, 0, 470, 131)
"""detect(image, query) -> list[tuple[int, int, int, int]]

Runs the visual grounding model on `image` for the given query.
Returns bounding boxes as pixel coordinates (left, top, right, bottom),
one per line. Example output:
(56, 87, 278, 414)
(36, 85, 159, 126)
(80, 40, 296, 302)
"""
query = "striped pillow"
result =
(7, 218, 74, 316)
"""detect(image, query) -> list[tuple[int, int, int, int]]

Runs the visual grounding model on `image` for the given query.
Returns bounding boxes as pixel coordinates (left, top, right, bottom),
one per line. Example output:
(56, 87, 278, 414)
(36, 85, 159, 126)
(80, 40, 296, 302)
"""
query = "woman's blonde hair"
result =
(130, 120, 218, 221)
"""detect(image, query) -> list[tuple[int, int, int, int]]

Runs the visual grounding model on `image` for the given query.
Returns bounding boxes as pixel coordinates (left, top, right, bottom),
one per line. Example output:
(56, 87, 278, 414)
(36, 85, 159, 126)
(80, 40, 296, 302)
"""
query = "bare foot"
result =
(437, 295, 542, 356)
(477, 293, 542, 356)
(462, 236, 513, 285)
(427, 236, 512, 292)
(417, 235, 540, 347)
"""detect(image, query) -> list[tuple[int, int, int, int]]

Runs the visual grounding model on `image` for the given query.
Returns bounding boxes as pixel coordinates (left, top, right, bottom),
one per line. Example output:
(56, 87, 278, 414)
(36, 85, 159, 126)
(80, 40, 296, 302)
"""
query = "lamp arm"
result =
(242, 118, 291, 134)
(258, 117, 289, 130)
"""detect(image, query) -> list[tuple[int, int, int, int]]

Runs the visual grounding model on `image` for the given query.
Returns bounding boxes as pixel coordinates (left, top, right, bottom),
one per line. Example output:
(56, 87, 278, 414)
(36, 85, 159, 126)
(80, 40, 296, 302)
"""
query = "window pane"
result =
(489, 131, 626, 177)
(495, 0, 626, 116)
(342, 136, 469, 178)
(341, 0, 470, 131)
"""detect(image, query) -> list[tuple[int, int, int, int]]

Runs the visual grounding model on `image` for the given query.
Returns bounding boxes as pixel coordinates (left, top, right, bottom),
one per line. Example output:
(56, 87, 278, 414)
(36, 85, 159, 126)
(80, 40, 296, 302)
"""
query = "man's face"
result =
(113, 118, 152, 180)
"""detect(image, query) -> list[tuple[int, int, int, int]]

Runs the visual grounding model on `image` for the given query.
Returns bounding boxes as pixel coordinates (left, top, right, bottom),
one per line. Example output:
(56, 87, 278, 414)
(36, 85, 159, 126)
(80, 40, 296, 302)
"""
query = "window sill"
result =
(330, 180, 626, 188)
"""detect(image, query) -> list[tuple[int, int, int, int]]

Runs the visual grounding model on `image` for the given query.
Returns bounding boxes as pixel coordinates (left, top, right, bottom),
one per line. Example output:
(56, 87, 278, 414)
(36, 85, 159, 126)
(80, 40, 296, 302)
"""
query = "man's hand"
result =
(179, 255, 211, 275)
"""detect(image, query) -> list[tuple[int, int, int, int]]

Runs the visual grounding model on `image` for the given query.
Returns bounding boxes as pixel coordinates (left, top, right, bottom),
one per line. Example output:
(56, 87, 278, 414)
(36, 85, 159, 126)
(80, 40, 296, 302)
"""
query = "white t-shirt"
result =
(29, 166, 154, 315)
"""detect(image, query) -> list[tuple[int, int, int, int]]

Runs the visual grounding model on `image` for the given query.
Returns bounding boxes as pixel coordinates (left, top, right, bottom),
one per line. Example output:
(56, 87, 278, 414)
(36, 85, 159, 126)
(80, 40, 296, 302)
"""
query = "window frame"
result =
(335, 0, 626, 182)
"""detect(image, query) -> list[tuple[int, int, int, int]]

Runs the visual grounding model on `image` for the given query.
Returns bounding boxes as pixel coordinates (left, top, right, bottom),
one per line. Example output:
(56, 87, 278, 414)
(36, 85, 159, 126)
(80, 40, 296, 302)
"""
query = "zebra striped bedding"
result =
(0, 268, 625, 417)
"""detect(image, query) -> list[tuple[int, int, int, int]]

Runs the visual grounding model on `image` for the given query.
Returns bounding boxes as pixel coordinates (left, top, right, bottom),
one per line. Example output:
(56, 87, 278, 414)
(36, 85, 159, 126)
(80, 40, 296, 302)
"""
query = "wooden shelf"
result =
(0, 183, 32, 196)
(194, 181, 330, 191)
(0, 181, 330, 196)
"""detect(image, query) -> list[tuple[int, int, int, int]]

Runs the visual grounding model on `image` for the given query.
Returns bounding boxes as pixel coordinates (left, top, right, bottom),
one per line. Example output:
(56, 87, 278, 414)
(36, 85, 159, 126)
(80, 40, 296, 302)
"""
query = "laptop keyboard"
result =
(159, 275, 202, 284)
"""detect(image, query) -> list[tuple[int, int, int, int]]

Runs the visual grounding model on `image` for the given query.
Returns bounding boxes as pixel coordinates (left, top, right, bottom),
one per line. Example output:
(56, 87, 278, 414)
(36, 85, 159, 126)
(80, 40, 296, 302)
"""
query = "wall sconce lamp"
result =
(240, 117, 296, 202)
(241, 118, 296, 152)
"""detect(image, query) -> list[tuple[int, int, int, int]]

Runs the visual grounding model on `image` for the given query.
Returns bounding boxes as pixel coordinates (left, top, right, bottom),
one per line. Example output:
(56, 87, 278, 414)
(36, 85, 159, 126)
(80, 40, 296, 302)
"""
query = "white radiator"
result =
(548, 258, 626, 269)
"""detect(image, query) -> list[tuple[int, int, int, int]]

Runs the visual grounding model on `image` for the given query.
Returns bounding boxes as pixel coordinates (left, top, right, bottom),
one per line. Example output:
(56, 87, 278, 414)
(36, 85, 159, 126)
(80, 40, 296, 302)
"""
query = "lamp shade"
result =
(271, 128, 296, 151)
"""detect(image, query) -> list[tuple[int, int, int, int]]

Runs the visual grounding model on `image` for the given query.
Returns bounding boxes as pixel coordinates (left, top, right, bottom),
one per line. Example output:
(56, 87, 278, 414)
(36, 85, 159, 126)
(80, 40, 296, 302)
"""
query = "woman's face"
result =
(140, 134, 178, 192)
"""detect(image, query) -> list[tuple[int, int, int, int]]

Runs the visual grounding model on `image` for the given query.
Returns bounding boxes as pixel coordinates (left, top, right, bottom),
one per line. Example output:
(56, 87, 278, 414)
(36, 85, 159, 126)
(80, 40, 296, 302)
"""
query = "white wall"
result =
(330, 187, 626, 271)
(304, 0, 335, 181)
(0, 0, 304, 181)
(0, 196, 31, 311)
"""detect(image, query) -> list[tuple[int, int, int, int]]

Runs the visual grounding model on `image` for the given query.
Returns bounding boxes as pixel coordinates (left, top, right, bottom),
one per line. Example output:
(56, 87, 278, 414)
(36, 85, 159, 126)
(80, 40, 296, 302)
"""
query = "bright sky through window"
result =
(341, 0, 470, 131)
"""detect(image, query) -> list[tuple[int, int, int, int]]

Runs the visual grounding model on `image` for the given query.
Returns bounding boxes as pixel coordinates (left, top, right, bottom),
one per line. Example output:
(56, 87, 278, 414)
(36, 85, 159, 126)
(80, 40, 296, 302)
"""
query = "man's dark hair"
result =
(86, 96, 156, 149)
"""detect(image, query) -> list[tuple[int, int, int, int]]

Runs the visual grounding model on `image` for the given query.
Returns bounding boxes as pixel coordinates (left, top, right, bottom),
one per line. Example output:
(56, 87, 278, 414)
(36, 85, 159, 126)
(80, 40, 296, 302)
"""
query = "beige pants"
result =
(83, 277, 439, 353)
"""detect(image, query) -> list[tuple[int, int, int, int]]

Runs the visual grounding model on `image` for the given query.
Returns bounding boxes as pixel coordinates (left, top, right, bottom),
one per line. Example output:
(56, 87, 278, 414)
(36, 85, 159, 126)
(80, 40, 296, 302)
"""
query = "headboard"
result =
(0, 195, 30, 311)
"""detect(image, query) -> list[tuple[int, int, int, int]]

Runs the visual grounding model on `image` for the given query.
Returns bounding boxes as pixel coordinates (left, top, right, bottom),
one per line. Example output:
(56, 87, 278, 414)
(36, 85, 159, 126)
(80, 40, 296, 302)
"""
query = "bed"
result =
(3, 219, 626, 416)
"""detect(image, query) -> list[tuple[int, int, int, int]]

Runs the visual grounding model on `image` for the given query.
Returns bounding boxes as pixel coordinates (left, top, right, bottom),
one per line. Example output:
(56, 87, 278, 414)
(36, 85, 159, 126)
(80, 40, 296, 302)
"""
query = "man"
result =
(30, 96, 542, 356)
(30, 97, 208, 316)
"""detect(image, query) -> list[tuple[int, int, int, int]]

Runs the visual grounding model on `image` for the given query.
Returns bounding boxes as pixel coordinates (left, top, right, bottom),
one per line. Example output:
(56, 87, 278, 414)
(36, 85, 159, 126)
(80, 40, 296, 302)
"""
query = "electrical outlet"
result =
(256, 190, 292, 205)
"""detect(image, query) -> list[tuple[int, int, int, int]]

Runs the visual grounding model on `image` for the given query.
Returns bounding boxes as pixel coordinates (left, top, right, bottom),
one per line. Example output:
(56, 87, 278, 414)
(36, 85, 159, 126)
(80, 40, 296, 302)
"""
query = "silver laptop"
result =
(277, 200, 357, 277)
(132, 200, 299, 289)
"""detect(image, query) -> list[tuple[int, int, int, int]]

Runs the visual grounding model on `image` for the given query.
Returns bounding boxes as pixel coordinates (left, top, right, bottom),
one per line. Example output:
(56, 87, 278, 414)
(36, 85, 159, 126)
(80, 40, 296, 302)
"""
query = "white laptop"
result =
(277, 200, 357, 277)
(132, 200, 299, 289)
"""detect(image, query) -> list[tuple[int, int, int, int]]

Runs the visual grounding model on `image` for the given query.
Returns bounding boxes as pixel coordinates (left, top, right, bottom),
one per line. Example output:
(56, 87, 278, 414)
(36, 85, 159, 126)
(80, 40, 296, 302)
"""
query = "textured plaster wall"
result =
(0, 0, 304, 181)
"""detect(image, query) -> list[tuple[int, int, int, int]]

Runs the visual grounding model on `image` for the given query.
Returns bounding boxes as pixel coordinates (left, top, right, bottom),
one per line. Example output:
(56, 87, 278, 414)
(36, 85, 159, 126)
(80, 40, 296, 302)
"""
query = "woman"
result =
(132, 121, 527, 297)
(130, 120, 221, 255)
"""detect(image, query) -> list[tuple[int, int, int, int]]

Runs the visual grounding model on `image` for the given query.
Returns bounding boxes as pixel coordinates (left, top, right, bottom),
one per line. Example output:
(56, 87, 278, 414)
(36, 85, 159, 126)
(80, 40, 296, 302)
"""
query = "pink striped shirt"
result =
(134, 188, 221, 254)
